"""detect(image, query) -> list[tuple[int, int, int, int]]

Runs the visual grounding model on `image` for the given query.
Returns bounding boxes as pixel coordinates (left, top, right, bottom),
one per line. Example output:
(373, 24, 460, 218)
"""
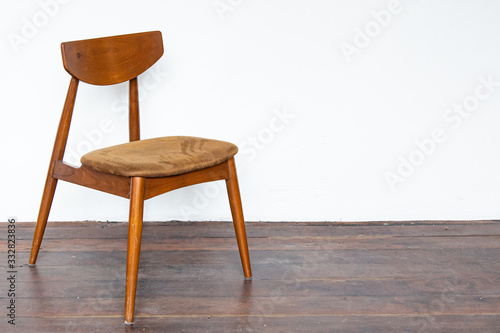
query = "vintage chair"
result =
(28, 31, 252, 324)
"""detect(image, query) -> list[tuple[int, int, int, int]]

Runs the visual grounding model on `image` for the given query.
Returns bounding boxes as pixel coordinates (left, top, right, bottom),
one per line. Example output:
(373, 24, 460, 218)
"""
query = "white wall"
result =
(2, 0, 500, 222)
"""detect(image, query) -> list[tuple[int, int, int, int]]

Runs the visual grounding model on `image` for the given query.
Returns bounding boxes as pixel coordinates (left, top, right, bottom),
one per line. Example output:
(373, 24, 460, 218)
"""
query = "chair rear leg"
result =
(29, 176, 58, 266)
(124, 177, 146, 324)
(225, 158, 252, 279)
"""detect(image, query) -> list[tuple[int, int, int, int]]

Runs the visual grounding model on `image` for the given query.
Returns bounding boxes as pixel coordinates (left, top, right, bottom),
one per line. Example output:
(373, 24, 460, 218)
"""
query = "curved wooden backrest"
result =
(61, 31, 164, 85)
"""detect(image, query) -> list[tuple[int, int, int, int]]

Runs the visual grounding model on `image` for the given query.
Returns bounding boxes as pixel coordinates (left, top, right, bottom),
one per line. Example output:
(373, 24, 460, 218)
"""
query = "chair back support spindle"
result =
(129, 77, 140, 142)
(53, 77, 80, 163)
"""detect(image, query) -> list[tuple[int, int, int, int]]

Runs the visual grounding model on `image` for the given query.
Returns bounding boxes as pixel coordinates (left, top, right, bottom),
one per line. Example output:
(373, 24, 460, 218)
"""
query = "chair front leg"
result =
(124, 177, 146, 324)
(225, 158, 252, 279)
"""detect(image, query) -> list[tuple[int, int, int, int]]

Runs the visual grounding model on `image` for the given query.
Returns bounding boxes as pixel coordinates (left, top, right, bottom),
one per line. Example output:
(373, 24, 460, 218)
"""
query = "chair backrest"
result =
(57, 31, 164, 145)
(61, 31, 164, 85)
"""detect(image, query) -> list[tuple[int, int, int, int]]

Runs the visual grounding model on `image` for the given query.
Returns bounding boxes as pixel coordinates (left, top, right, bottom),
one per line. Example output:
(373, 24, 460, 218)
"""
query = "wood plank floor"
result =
(1, 220, 499, 332)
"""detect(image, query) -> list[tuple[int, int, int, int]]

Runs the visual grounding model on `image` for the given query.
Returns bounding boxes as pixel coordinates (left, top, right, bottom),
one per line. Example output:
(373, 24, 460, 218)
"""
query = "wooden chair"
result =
(28, 31, 252, 324)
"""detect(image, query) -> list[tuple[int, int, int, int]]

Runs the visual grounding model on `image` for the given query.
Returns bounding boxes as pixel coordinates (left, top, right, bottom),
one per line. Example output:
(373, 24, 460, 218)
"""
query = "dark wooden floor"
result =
(1, 221, 499, 332)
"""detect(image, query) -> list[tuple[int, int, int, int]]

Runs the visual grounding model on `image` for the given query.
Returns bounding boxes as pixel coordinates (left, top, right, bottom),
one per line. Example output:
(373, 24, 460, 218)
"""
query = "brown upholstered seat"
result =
(81, 136, 238, 177)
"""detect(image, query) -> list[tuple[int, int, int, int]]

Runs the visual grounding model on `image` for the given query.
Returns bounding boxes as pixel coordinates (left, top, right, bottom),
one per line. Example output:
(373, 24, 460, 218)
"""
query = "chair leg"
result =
(124, 177, 146, 325)
(225, 158, 252, 279)
(29, 176, 58, 266)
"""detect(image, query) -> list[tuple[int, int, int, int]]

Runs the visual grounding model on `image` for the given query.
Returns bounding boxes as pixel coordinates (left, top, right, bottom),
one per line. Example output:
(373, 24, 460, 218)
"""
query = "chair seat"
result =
(80, 136, 238, 177)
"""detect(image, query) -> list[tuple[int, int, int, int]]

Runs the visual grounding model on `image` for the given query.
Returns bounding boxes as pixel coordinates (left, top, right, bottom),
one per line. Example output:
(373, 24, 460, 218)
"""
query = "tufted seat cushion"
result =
(80, 136, 238, 177)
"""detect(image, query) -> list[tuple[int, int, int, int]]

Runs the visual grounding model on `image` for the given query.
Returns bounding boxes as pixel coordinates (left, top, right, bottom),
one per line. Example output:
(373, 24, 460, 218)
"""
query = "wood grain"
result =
(52, 161, 130, 198)
(61, 31, 163, 85)
(29, 76, 79, 266)
(3, 220, 499, 332)
(125, 177, 146, 324)
(129, 77, 140, 142)
(226, 157, 252, 278)
(144, 161, 229, 199)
